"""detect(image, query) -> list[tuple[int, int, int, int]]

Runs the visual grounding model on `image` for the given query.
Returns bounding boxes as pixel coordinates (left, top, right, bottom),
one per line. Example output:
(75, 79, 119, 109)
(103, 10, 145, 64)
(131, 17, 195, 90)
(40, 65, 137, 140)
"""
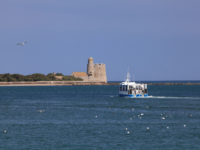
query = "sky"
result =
(0, 0, 200, 81)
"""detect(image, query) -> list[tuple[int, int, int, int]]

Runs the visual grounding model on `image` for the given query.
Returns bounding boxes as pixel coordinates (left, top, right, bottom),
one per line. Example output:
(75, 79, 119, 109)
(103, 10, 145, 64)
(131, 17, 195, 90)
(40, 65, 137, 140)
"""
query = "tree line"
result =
(0, 73, 83, 82)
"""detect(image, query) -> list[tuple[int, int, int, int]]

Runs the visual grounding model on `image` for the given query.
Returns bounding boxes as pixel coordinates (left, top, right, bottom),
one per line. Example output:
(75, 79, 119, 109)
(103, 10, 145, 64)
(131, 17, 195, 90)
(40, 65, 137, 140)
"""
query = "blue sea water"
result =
(0, 85, 200, 150)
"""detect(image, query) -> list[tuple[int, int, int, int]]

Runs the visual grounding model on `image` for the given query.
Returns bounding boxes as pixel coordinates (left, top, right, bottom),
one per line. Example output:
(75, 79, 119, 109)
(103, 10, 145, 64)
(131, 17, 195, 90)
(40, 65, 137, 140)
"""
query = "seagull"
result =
(16, 41, 28, 46)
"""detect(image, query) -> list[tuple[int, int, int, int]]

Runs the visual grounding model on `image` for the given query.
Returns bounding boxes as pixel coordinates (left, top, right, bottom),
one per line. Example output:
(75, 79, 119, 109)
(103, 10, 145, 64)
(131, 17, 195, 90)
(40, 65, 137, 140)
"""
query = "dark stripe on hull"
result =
(119, 94, 148, 98)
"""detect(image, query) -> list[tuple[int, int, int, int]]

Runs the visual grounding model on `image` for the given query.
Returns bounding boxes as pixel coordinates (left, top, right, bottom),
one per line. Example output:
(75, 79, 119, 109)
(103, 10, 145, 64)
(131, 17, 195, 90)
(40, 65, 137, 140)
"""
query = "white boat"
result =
(119, 72, 148, 98)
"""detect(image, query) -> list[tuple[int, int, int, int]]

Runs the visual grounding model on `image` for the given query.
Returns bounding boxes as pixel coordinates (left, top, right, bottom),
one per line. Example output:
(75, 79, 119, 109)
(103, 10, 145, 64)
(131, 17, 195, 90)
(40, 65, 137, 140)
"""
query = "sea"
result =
(0, 85, 200, 150)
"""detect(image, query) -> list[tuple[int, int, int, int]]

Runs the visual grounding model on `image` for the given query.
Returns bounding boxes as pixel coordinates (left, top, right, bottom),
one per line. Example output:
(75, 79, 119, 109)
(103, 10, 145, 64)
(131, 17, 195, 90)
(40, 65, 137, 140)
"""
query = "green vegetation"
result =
(0, 73, 83, 82)
(55, 73, 64, 76)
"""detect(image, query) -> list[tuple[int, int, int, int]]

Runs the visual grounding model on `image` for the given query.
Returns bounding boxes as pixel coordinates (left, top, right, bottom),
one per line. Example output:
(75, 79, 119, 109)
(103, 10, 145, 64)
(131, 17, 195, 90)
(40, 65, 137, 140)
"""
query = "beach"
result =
(0, 81, 200, 86)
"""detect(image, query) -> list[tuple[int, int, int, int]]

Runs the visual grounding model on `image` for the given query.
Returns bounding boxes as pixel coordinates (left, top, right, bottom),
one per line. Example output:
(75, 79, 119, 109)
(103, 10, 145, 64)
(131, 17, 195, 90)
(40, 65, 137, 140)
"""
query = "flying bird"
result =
(16, 41, 28, 46)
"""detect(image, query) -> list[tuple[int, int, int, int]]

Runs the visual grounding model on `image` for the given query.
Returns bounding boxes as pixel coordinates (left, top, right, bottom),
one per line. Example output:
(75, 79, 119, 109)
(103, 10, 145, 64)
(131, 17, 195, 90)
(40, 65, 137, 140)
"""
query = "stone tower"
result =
(72, 57, 107, 83)
(86, 57, 107, 83)
(87, 57, 95, 80)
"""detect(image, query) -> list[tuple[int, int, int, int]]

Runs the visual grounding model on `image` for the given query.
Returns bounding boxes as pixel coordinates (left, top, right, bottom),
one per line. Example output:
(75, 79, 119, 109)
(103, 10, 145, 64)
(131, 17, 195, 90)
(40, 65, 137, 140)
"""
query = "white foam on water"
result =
(109, 95, 118, 98)
(146, 127, 150, 131)
(139, 96, 200, 100)
(110, 95, 200, 100)
(3, 129, 7, 134)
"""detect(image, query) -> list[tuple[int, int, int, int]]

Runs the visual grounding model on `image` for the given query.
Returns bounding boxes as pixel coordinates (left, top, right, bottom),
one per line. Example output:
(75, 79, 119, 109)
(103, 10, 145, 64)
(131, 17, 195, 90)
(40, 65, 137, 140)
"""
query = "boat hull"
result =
(119, 94, 148, 98)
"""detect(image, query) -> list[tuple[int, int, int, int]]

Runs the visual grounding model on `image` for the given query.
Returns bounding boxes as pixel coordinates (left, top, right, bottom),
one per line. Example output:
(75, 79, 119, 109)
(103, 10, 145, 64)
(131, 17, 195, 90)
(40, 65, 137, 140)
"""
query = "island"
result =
(0, 57, 108, 86)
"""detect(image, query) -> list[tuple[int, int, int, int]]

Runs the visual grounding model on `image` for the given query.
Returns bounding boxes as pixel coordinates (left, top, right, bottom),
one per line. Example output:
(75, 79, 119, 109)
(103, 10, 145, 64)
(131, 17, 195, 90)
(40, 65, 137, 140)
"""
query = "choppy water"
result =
(0, 85, 200, 150)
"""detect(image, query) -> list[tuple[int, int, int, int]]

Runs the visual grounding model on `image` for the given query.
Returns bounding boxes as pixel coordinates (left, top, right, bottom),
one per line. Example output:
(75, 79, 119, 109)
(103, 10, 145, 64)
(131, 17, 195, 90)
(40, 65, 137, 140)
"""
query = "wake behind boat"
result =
(119, 72, 148, 98)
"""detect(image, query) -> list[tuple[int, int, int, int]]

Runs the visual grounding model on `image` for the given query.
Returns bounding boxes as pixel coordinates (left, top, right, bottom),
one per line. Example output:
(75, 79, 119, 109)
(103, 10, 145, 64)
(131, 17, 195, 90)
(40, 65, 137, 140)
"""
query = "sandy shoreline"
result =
(0, 81, 200, 86)
(0, 81, 108, 86)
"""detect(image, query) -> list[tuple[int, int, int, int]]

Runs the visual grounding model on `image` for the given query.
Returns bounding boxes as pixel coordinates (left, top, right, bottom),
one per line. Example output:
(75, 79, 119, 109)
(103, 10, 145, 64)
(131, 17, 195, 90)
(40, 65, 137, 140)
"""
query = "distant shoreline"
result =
(0, 81, 200, 86)
(0, 81, 107, 86)
(108, 82, 200, 85)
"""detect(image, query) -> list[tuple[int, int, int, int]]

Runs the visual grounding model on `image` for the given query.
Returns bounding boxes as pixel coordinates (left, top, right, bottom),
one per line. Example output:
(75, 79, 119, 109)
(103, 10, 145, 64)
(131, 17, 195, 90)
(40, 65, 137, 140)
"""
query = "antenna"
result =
(126, 71, 131, 82)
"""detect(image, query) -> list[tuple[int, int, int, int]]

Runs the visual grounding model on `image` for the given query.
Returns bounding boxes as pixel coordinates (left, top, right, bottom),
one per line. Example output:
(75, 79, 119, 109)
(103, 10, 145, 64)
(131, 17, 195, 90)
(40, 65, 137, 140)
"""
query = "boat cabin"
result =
(119, 81, 148, 97)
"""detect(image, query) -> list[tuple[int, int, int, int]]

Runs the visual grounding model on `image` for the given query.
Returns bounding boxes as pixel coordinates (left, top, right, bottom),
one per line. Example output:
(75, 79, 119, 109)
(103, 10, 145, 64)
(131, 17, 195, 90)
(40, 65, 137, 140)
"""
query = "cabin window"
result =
(120, 86, 122, 91)
(130, 90, 132, 94)
(122, 85, 126, 91)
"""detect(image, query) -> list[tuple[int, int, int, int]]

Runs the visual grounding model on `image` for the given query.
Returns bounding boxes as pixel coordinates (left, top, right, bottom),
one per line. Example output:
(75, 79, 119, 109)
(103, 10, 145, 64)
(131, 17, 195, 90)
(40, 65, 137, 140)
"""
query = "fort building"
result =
(72, 57, 107, 83)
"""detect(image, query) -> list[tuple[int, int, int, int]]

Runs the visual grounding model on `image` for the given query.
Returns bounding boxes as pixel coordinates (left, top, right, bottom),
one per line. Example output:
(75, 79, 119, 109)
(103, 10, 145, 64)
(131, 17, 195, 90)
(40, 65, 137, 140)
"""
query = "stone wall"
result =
(93, 64, 107, 82)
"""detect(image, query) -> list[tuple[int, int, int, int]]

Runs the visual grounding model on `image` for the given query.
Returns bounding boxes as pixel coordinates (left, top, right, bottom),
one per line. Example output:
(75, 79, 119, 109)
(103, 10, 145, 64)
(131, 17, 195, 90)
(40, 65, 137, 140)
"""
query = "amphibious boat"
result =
(119, 72, 148, 98)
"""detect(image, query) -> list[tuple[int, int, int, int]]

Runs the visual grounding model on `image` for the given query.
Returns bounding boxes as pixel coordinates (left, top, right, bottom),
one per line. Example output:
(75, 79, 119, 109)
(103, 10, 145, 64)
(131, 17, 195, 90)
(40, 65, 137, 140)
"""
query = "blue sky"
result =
(0, 0, 200, 81)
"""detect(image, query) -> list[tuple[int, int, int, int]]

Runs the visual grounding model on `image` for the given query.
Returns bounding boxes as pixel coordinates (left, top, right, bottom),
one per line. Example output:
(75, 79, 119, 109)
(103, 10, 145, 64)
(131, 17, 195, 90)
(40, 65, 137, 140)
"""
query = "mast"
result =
(125, 72, 131, 82)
